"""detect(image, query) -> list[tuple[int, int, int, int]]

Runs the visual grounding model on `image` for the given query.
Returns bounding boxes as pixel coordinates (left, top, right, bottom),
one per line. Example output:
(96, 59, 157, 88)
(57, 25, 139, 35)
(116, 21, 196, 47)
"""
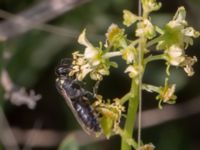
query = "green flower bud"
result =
(106, 24, 126, 48)
(123, 10, 139, 27)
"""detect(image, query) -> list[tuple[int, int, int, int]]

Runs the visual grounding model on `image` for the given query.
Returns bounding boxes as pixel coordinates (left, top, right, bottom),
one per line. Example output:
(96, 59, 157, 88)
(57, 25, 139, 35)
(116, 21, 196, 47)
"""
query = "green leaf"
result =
(100, 116, 113, 138)
(58, 137, 79, 150)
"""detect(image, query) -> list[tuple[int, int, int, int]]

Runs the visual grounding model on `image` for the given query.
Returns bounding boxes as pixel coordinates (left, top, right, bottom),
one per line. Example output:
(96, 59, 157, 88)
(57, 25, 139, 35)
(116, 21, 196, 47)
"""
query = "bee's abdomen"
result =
(72, 99, 101, 132)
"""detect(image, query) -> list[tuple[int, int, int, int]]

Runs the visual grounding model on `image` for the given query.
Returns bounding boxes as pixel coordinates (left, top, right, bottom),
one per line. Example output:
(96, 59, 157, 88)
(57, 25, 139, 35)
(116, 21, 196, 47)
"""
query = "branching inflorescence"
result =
(58, 0, 199, 149)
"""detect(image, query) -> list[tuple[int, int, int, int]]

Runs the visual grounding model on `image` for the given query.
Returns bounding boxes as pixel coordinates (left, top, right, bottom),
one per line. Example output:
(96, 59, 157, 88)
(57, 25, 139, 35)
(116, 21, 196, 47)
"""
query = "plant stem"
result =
(142, 83, 160, 93)
(120, 93, 132, 105)
(144, 54, 166, 65)
(147, 35, 163, 47)
(103, 51, 122, 58)
(121, 79, 139, 150)
(0, 44, 5, 106)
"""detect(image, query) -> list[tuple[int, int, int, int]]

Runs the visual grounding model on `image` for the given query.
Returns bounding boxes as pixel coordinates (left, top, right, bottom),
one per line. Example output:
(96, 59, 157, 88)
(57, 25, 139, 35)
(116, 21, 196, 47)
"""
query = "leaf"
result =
(58, 137, 79, 150)
(100, 116, 113, 138)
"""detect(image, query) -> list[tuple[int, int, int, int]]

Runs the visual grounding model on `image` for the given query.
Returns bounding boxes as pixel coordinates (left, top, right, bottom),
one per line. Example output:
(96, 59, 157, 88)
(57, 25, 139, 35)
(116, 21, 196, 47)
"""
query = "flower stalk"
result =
(66, 0, 199, 149)
(121, 79, 140, 150)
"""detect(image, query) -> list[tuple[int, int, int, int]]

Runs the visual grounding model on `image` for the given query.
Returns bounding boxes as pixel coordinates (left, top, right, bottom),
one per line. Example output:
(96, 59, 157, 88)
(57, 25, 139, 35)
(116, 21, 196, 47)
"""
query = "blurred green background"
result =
(0, 0, 200, 150)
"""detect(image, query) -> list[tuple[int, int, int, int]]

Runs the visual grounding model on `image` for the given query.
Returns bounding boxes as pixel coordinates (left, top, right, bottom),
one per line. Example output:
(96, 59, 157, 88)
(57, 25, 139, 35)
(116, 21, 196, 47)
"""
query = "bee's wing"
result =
(59, 88, 97, 136)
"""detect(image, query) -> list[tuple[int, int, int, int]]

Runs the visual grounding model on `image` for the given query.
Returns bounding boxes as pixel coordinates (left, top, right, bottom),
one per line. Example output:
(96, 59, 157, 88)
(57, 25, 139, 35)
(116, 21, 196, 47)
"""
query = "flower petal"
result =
(123, 10, 139, 27)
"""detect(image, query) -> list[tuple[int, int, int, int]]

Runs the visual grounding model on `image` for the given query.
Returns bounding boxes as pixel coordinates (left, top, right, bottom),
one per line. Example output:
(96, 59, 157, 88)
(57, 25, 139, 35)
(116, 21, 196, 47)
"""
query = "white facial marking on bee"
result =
(60, 79, 65, 85)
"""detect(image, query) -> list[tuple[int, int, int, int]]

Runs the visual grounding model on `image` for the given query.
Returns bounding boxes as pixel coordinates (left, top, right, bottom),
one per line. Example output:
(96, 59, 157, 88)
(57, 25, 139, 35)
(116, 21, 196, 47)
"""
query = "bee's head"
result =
(55, 58, 72, 77)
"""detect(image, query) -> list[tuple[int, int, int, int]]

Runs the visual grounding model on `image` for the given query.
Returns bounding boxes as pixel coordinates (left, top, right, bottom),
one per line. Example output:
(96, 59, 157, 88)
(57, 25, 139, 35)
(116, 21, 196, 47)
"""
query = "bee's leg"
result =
(70, 78, 79, 84)
(93, 81, 100, 97)
(84, 90, 95, 100)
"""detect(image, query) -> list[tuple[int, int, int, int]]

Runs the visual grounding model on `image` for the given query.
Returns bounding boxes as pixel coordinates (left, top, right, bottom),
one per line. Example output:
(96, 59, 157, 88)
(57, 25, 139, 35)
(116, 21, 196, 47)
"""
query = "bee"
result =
(55, 58, 101, 135)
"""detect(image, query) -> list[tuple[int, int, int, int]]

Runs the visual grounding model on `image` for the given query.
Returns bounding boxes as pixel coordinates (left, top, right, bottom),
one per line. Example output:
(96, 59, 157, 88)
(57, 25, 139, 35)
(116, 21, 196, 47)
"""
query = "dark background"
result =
(0, 0, 200, 150)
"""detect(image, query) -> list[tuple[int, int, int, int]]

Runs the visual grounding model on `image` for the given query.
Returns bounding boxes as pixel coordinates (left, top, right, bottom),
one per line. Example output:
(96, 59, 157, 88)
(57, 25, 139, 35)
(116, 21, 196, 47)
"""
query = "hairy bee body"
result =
(72, 97, 101, 132)
(55, 59, 101, 134)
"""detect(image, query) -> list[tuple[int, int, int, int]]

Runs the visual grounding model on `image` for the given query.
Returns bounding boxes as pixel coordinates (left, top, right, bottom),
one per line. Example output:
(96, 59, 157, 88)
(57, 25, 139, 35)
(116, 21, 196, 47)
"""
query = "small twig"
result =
(0, 8, 104, 40)
(0, 69, 13, 92)
(137, 0, 142, 147)
(22, 120, 43, 150)
(0, 0, 90, 39)
(0, 69, 41, 109)
(0, 9, 79, 38)
(0, 107, 20, 150)
(140, 96, 200, 128)
(11, 127, 104, 147)
(5, 95, 200, 148)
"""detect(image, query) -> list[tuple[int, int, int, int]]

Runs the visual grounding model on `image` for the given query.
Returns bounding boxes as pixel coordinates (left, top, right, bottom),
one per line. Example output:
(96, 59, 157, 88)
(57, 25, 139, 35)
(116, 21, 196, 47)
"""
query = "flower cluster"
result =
(123, 10, 140, 27)
(69, 29, 118, 81)
(156, 83, 177, 109)
(141, 0, 161, 17)
(121, 44, 136, 64)
(136, 19, 156, 39)
(65, 0, 199, 148)
(92, 96, 125, 138)
(122, 6, 199, 78)
(106, 24, 127, 49)
(69, 4, 199, 108)
(139, 143, 155, 150)
(180, 56, 197, 76)
(156, 7, 199, 75)
(142, 78, 177, 109)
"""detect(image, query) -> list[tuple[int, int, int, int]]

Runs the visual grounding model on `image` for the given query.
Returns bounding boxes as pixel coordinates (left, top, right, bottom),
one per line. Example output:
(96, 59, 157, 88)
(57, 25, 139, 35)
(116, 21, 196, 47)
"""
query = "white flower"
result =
(183, 27, 200, 38)
(156, 82, 177, 106)
(155, 79, 177, 108)
(182, 27, 200, 48)
(84, 47, 99, 60)
(167, 45, 182, 57)
(172, 7, 187, 26)
(70, 51, 91, 80)
(78, 29, 99, 60)
(90, 63, 110, 81)
(157, 7, 199, 50)
(166, 45, 185, 66)
(124, 65, 139, 78)
(166, 7, 187, 31)
(121, 45, 136, 64)
(139, 143, 155, 150)
(136, 19, 155, 39)
(106, 24, 126, 48)
(162, 84, 176, 103)
(78, 64, 92, 80)
(142, 0, 161, 16)
(123, 10, 139, 27)
(180, 56, 197, 76)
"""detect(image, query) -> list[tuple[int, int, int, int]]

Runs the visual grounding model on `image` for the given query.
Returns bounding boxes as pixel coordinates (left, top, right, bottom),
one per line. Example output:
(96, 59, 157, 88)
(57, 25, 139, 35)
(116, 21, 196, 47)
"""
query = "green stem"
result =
(142, 83, 160, 93)
(147, 35, 163, 47)
(103, 51, 122, 58)
(120, 93, 132, 105)
(144, 54, 166, 65)
(130, 39, 139, 47)
(121, 79, 139, 150)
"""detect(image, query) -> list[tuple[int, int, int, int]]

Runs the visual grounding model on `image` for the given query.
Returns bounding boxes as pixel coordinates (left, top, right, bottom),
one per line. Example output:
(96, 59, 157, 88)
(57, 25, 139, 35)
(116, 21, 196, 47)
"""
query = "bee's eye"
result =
(55, 58, 72, 76)
(60, 58, 72, 67)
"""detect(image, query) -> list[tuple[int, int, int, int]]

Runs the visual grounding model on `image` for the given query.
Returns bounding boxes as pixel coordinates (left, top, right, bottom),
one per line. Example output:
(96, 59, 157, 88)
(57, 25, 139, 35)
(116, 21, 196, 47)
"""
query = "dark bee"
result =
(55, 58, 101, 135)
